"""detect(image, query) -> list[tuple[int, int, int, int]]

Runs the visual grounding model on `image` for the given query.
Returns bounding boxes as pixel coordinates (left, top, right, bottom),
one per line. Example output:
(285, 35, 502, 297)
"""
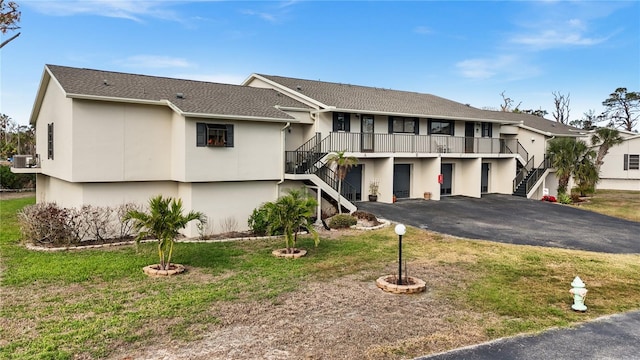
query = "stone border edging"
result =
(351, 218, 391, 231)
(376, 275, 427, 294)
(23, 220, 389, 252)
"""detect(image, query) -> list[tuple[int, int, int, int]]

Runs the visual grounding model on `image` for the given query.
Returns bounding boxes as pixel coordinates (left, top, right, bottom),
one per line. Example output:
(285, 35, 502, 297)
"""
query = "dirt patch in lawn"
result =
(115, 263, 498, 360)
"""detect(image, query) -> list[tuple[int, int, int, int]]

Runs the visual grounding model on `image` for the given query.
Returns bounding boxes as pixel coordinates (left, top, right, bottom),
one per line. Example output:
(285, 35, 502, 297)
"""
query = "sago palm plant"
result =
(124, 195, 205, 270)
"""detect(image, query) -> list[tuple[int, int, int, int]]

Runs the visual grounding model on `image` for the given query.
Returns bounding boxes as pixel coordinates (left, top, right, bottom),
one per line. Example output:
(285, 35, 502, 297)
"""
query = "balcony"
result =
(10, 155, 42, 174)
(316, 132, 520, 156)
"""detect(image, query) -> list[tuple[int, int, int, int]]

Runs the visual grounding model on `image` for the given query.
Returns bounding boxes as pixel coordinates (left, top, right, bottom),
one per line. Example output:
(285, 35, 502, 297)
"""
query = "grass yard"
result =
(573, 189, 640, 222)
(1, 193, 639, 359)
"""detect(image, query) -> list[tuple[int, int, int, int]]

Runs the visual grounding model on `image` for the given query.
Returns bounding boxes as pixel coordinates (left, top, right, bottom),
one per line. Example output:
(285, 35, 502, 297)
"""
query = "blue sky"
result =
(1, 0, 639, 127)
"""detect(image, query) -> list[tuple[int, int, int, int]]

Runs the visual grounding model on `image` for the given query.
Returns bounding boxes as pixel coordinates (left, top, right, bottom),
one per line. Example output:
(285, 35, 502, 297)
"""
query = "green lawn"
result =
(573, 189, 640, 222)
(1, 194, 639, 359)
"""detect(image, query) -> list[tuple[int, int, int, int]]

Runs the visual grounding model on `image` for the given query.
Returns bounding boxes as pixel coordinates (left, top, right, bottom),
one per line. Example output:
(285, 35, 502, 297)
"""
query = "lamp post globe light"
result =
(395, 224, 406, 285)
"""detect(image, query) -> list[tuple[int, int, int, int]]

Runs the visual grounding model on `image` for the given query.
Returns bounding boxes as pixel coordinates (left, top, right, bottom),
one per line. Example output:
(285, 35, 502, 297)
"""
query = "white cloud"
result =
(25, 0, 180, 22)
(511, 29, 607, 49)
(455, 55, 541, 81)
(119, 55, 193, 69)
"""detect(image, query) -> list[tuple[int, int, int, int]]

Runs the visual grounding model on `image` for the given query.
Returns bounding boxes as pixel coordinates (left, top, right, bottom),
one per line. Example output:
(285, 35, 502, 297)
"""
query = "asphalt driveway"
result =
(357, 194, 640, 254)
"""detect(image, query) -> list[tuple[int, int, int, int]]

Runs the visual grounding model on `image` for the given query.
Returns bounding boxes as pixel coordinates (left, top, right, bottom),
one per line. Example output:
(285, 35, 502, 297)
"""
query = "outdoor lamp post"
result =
(395, 224, 406, 285)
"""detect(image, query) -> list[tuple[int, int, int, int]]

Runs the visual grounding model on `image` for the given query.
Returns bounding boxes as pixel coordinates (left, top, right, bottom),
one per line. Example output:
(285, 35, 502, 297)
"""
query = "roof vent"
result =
(176, 93, 184, 99)
(103, 80, 109, 86)
(296, 85, 302, 91)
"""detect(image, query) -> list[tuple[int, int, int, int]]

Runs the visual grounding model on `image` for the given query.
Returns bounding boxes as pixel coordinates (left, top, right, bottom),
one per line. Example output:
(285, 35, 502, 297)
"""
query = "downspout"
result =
(277, 122, 292, 195)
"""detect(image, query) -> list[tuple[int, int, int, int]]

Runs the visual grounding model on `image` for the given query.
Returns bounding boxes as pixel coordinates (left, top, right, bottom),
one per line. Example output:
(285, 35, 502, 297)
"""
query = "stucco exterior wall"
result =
(183, 120, 282, 182)
(484, 158, 517, 195)
(35, 78, 74, 182)
(71, 100, 173, 182)
(183, 181, 279, 236)
(517, 128, 548, 165)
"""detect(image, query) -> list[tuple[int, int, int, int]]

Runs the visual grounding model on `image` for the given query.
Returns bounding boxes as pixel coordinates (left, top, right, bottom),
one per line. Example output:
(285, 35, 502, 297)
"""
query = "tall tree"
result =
(0, 0, 20, 49)
(602, 87, 640, 132)
(326, 150, 357, 214)
(590, 127, 623, 174)
(552, 91, 571, 124)
(499, 91, 521, 112)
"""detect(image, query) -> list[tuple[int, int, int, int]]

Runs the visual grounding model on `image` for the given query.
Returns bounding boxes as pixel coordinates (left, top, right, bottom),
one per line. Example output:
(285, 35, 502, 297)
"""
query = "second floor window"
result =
(481, 122, 493, 137)
(196, 123, 234, 147)
(47, 123, 54, 159)
(428, 120, 454, 135)
(389, 116, 418, 134)
(333, 113, 350, 132)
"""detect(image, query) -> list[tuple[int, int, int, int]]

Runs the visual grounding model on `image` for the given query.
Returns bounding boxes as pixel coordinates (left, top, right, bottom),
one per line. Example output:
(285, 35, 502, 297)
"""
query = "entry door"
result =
(481, 163, 490, 193)
(344, 165, 362, 201)
(465, 122, 474, 153)
(441, 164, 453, 195)
(361, 115, 374, 152)
(393, 164, 411, 198)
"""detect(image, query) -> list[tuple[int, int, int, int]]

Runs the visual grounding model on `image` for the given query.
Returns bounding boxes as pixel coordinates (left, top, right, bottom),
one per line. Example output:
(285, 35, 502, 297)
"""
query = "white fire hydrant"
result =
(569, 276, 588, 312)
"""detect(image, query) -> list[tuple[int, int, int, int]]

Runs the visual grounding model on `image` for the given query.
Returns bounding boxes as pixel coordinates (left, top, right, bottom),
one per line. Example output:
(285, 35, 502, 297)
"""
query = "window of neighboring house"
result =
(624, 154, 639, 170)
(428, 119, 454, 135)
(333, 112, 350, 132)
(47, 123, 54, 159)
(389, 116, 418, 134)
(196, 123, 234, 147)
(481, 122, 493, 137)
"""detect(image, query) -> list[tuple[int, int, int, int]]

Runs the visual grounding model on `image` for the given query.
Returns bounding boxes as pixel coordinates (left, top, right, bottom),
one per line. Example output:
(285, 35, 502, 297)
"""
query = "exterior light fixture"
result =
(395, 224, 407, 285)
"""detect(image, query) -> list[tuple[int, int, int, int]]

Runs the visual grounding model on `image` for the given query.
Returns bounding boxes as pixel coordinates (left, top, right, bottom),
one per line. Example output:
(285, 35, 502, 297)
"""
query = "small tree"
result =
(591, 127, 623, 174)
(124, 195, 205, 270)
(265, 189, 319, 254)
(326, 150, 357, 214)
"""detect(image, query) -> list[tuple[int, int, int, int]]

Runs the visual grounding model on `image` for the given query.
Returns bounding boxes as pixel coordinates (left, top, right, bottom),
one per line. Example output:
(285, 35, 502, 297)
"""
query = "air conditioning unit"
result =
(12, 155, 32, 168)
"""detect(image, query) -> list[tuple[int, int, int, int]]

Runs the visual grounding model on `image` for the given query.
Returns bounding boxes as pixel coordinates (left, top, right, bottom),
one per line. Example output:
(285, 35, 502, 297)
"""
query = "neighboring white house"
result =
(19, 64, 630, 236)
(589, 131, 640, 191)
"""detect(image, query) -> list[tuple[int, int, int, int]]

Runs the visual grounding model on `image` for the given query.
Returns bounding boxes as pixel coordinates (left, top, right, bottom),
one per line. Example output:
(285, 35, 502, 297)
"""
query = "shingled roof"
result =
(255, 74, 518, 122)
(44, 65, 308, 120)
(256, 73, 585, 135)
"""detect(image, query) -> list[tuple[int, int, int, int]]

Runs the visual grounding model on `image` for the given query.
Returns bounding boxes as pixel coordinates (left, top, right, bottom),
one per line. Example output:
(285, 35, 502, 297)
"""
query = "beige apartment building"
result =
(14, 65, 636, 236)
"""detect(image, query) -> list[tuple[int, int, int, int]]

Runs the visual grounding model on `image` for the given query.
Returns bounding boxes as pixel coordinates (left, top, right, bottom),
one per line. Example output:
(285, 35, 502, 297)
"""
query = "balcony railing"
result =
(316, 132, 520, 155)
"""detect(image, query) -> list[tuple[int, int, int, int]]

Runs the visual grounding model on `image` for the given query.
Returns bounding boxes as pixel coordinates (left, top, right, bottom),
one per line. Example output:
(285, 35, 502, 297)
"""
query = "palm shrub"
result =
(326, 150, 358, 214)
(124, 195, 205, 270)
(264, 189, 319, 254)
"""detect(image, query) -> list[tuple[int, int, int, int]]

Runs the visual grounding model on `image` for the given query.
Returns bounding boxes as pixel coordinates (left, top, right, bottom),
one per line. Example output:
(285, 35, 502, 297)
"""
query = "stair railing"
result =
(513, 155, 535, 192)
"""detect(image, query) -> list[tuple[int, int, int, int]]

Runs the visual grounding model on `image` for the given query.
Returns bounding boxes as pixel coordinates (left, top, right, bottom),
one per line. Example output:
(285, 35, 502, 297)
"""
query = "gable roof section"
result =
(481, 110, 585, 137)
(36, 65, 309, 123)
(252, 74, 520, 123)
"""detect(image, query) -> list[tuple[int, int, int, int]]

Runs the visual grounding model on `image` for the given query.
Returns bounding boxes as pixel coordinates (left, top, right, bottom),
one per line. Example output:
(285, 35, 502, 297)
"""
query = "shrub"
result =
(248, 204, 283, 236)
(18, 202, 140, 245)
(541, 195, 557, 202)
(0, 165, 35, 189)
(558, 192, 572, 204)
(328, 214, 357, 229)
(18, 203, 76, 245)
